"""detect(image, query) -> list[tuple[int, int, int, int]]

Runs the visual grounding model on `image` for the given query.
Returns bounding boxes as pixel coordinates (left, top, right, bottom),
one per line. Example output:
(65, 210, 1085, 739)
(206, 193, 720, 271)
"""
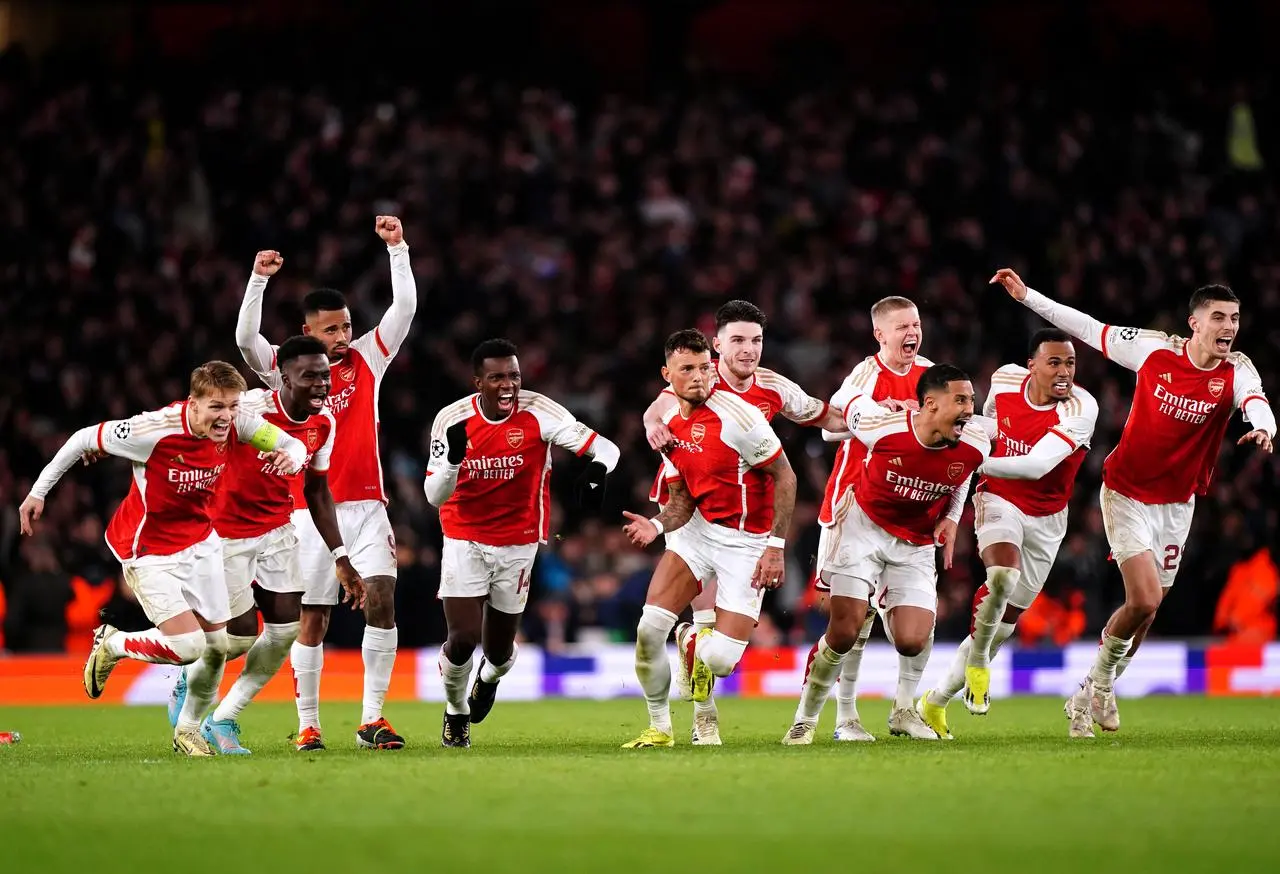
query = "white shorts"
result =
(221, 523, 303, 618)
(666, 512, 768, 621)
(973, 492, 1069, 610)
(121, 533, 230, 626)
(1100, 485, 1194, 588)
(818, 502, 937, 613)
(296, 500, 398, 606)
(439, 538, 539, 615)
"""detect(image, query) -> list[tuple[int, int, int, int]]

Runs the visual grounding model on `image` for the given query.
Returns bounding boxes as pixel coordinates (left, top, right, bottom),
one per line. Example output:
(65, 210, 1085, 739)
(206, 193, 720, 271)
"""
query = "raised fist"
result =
(253, 250, 284, 277)
(375, 215, 404, 246)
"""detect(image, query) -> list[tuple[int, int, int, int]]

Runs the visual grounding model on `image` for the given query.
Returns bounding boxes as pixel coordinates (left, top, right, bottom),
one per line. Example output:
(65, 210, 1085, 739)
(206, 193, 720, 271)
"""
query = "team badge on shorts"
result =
(691, 423, 706, 444)
(1207, 378, 1225, 399)
(947, 462, 965, 480)
(506, 428, 524, 449)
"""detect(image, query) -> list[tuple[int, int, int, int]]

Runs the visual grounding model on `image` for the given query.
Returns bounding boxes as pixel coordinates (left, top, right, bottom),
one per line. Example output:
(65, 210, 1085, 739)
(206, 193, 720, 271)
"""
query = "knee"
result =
(363, 578, 396, 627)
(445, 631, 479, 662)
(825, 629, 858, 654)
(1127, 589, 1162, 620)
(894, 631, 932, 658)
(484, 642, 515, 667)
(168, 630, 208, 665)
(700, 634, 747, 677)
(298, 609, 329, 646)
(202, 628, 230, 660)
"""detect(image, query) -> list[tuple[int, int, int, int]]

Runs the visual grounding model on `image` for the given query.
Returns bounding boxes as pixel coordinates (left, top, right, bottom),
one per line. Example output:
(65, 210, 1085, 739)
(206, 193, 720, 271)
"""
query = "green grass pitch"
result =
(2, 697, 1279, 873)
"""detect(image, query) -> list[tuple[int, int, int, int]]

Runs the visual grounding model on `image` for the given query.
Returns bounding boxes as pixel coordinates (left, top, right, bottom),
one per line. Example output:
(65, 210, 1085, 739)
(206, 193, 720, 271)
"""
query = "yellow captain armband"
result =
(248, 422, 285, 452)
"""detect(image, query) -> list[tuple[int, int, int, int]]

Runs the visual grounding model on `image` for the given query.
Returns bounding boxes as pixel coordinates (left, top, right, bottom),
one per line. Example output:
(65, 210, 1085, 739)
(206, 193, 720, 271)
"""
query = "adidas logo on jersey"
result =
(1001, 417, 1011, 428)
(889, 456, 903, 466)
(1160, 372, 1172, 382)
(173, 454, 185, 464)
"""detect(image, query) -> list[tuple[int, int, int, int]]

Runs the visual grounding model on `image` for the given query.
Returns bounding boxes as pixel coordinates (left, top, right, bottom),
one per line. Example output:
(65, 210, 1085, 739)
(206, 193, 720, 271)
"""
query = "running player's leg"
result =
(467, 542, 538, 731)
(436, 537, 490, 749)
(623, 550, 702, 748)
(873, 546, 942, 740)
(208, 526, 304, 752)
(807, 522, 876, 738)
(687, 575, 720, 743)
(291, 509, 336, 750)
(347, 503, 402, 748)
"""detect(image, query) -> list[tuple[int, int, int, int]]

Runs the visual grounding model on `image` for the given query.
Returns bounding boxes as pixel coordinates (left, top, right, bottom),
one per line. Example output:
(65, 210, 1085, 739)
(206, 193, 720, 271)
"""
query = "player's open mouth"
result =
(952, 417, 969, 437)
(1215, 337, 1232, 352)
(308, 394, 326, 412)
(210, 421, 230, 439)
(497, 392, 515, 411)
(1053, 379, 1070, 393)
(902, 341, 918, 356)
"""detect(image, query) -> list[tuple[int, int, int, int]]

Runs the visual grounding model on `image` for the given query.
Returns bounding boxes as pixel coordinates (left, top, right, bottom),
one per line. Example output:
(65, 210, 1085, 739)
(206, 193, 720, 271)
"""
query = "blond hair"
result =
(190, 361, 247, 398)
(870, 296, 918, 322)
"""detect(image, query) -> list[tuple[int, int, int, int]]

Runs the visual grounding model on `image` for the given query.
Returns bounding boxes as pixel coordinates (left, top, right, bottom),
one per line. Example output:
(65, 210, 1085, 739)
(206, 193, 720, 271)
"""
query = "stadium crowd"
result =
(2, 41, 1278, 653)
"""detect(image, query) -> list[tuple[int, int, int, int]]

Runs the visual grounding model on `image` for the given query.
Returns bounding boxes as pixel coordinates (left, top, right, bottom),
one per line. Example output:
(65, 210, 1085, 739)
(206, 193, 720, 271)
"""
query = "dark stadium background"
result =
(1, 0, 1277, 654)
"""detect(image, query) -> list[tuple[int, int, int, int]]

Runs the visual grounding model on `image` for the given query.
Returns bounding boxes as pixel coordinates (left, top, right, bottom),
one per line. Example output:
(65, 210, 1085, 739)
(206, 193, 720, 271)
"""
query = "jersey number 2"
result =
(1162, 545, 1182, 571)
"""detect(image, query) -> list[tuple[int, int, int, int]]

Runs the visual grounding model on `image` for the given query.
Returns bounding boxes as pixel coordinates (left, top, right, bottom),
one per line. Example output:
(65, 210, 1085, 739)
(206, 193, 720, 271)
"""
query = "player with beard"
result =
(236, 217, 417, 751)
(623, 329, 796, 749)
(783, 364, 990, 745)
(640, 300, 843, 745)
(991, 268, 1274, 737)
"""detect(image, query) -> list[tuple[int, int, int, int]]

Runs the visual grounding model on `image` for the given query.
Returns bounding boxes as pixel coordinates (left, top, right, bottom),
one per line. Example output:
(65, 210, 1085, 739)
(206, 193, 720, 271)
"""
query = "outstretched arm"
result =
(236, 251, 284, 381)
(991, 268, 1106, 352)
(373, 216, 418, 359)
(980, 433, 1076, 480)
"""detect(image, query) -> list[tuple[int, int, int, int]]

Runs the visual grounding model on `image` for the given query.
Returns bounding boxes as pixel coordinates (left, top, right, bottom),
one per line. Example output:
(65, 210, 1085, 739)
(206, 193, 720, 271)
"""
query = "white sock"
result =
(480, 643, 518, 683)
(932, 636, 972, 706)
(213, 622, 298, 722)
(635, 605, 677, 734)
(835, 611, 874, 723)
(438, 647, 474, 716)
(894, 632, 933, 711)
(361, 625, 398, 724)
(695, 630, 747, 677)
(692, 609, 717, 631)
(691, 611, 719, 716)
(290, 641, 323, 732)
(226, 633, 256, 663)
(105, 628, 204, 664)
(990, 621, 1016, 660)
(794, 635, 844, 724)
(1115, 652, 1134, 679)
(969, 567, 1020, 668)
(177, 629, 229, 732)
(1089, 634, 1133, 690)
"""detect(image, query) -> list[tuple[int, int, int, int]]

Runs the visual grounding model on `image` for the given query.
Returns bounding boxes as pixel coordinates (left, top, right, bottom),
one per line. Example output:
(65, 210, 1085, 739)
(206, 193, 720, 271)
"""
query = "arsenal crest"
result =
(947, 462, 965, 481)
(306, 429, 320, 450)
(690, 423, 706, 444)
(339, 366, 355, 383)
(757, 402, 772, 418)
(506, 428, 524, 449)
(1207, 378, 1225, 399)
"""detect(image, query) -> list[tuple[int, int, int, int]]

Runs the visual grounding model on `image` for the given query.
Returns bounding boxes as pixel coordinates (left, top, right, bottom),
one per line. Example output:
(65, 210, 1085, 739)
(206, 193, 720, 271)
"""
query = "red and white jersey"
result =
(977, 365, 1097, 516)
(851, 410, 990, 545)
(819, 354, 933, 526)
(93, 403, 269, 560)
(427, 391, 599, 547)
(658, 389, 785, 535)
(1098, 328, 1269, 503)
(649, 365, 826, 505)
(213, 389, 336, 540)
(242, 242, 416, 506)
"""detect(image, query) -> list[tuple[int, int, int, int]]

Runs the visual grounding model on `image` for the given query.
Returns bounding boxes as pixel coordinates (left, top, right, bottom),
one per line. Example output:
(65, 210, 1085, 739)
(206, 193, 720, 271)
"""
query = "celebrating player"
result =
(17, 362, 306, 756)
(783, 364, 990, 745)
(622, 329, 797, 749)
(640, 300, 842, 745)
(236, 216, 417, 751)
(166, 336, 367, 754)
(424, 339, 620, 748)
(809, 296, 933, 741)
(991, 268, 1275, 737)
(917, 330, 1098, 738)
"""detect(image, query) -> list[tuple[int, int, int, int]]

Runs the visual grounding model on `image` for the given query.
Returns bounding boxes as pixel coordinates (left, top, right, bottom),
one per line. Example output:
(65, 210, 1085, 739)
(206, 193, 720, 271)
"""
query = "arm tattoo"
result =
(654, 480, 696, 532)
(763, 453, 797, 540)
